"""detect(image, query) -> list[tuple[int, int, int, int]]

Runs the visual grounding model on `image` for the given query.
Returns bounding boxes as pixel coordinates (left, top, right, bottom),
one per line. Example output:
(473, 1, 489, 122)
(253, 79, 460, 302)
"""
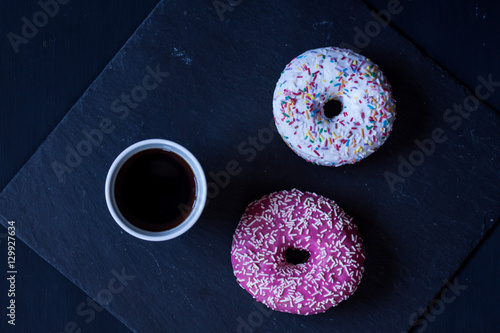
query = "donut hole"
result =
(323, 99, 343, 119)
(284, 248, 310, 265)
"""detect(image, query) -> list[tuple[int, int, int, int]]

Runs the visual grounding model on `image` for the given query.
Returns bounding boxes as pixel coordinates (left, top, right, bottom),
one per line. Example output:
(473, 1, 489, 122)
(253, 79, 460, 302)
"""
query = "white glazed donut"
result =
(273, 47, 396, 166)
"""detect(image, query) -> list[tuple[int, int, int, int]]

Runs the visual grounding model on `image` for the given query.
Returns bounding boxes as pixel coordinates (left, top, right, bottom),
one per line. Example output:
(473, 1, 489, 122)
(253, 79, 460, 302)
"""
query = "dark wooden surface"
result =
(0, 1, 160, 332)
(0, 0, 499, 332)
(364, 1, 500, 332)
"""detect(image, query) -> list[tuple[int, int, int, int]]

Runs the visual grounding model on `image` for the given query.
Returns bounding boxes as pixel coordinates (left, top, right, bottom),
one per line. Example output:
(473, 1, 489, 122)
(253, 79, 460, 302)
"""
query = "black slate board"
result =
(1, 0, 499, 332)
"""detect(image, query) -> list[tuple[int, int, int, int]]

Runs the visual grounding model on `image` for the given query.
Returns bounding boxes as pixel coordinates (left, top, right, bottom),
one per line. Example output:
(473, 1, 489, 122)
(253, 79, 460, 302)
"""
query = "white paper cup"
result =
(105, 139, 207, 241)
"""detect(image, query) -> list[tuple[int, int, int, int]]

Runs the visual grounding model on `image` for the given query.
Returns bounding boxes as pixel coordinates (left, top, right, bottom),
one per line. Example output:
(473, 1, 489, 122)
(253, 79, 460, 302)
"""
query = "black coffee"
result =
(114, 148, 196, 231)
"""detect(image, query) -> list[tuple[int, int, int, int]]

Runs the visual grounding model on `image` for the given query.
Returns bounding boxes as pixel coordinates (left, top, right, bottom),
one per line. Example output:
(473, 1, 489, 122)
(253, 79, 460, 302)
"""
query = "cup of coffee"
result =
(105, 139, 207, 241)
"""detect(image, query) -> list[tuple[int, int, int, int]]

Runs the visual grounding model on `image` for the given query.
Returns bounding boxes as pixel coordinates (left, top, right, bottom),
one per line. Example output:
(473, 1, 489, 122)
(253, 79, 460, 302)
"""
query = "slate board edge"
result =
(0, 0, 162, 196)
(358, 0, 500, 117)
(0, 0, 499, 331)
(410, 218, 500, 331)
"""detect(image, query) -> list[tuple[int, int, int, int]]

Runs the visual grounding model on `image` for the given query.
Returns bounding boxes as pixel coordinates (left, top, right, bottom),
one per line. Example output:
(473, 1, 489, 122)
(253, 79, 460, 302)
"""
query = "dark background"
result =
(0, 0, 499, 332)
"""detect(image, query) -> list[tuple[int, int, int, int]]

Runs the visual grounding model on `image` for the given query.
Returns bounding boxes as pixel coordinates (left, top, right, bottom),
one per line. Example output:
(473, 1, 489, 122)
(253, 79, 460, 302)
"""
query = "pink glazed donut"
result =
(231, 189, 365, 315)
